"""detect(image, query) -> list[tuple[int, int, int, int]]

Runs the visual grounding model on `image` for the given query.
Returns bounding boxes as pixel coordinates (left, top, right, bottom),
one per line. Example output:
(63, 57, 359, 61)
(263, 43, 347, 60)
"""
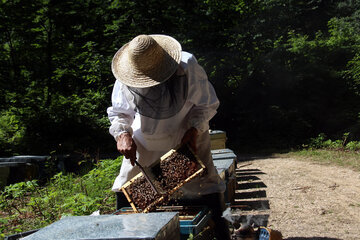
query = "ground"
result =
(231, 156, 360, 240)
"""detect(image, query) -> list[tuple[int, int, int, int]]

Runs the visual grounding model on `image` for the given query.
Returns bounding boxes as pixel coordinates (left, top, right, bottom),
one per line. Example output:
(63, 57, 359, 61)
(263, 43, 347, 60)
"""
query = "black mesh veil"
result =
(126, 70, 188, 119)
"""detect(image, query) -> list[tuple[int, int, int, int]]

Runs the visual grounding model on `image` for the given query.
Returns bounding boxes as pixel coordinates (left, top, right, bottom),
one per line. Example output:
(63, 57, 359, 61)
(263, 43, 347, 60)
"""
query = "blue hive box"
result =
(178, 207, 210, 236)
(119, 206, 210, 238)
(213, 159, 236, 179)
(214, 158, 237, 204)
(211, 148, 234, 155)
(21, 213, 180, 240)
(212, 152, 237, 162)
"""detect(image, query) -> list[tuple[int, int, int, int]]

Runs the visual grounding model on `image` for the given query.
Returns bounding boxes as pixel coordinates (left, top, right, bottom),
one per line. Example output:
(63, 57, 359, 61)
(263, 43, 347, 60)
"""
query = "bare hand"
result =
(116, 132, 137, 166)
(181, 127, 198, 153)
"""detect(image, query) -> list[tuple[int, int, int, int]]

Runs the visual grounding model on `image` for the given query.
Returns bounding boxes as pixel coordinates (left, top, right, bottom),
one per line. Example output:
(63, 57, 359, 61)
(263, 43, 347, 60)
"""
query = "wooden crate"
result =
(118, 206, 211, 239)
(224, 174, 236, 204)
(121, 144, 206, 213)
(213, 156, 237, 204)
(213, 159, 236, 180)
(118, 206, 208, 222)
(209, 130, 227, 150)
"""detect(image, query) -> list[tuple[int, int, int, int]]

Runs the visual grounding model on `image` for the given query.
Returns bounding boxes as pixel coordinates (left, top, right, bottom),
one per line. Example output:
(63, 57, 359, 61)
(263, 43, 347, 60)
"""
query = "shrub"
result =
(308, 132, 360, 151)
(0, 156, 122, 238)
(345, 141, 360, 151)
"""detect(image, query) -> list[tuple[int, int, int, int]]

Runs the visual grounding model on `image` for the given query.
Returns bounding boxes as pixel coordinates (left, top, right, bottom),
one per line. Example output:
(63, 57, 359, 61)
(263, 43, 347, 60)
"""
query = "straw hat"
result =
(111, 34, 182, 88)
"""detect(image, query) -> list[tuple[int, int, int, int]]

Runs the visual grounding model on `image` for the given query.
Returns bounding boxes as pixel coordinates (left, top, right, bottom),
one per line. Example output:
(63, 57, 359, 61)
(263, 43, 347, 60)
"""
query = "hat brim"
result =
(111, 35, 182, 88)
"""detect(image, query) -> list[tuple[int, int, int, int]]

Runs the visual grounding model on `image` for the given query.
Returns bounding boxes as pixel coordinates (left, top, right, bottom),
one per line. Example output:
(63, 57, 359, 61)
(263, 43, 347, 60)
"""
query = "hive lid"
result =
(212, 152, 237, 161)
(21, 213, 179, 240)
(0, 156, 49, 163)
(209, 130, 227, 139)
(211, 148, 233, 155)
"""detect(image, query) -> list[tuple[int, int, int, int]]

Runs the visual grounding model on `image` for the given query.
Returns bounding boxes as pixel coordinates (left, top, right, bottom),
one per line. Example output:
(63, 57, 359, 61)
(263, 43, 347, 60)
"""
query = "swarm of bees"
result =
(127, 176, 161, 210)
(159, 151, 197, 190)
(126, 146, 198, 211)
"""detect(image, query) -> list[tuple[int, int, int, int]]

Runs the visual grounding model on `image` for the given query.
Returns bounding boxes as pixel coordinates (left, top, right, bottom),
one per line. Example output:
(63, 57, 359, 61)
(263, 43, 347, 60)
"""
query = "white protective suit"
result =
(107, 51, 225, 197)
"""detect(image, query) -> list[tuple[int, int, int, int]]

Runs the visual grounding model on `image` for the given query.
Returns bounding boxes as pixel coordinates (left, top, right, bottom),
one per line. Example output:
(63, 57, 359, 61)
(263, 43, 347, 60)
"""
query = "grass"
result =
(276, 149, 360, 172)
(278, 133, 360, 172)
(1, 136, 360, 239)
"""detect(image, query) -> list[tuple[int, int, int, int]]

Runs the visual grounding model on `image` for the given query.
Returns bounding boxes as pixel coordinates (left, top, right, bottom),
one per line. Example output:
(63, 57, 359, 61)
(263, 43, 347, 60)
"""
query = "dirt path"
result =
(231, 156, 360, 240)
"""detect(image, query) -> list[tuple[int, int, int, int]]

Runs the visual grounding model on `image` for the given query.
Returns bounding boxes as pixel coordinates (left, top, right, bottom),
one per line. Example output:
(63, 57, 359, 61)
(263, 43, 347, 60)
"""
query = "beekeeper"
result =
(107, 34, 230, 239)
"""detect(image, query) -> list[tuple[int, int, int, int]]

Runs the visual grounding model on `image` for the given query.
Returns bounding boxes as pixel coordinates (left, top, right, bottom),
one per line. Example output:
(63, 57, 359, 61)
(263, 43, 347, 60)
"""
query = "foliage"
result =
(345, 141, 360, 151)
(306, 132, 360, 151)
(0, 109, 25, 154)
(1, 0, 360, 154)
(187, 233, 194, 240)
(0, 156, 122, 238)
(3, 1, 360, 238)
(0, 0, 114, 156)
(284, 148, 360, 171)
(307, 133, 343, 150)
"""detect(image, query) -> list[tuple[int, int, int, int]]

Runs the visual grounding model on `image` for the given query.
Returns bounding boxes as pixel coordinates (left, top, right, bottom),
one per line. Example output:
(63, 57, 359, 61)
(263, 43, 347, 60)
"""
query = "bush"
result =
(0, 109, 25, 155)
(345, 141, 360, 151)
(308, 132, 360, 151)
(0, 156, 122, 238)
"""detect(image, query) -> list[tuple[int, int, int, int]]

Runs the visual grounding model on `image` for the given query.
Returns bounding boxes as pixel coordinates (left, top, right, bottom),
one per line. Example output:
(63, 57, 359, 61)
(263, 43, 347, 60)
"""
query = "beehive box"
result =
(224, 174, 236, 204)
(118, 206, 210, 239)
(179, 208, 210, 237)
(210, 148, 234, 155)
(118, 206, 205, 221)
(21, 213, 180, 240)
(212, 152, 237, 162)
(209, 130, 227, 150)
(121, 144, 206, 213)
(214, 158, 237, 204)
(213, 159, 236, 179)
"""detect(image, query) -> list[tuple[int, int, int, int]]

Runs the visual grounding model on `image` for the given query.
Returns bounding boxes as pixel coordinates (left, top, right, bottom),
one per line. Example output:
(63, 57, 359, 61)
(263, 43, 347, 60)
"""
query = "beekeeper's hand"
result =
(181, 127, 198, 153)
(117, 132, 137, 166)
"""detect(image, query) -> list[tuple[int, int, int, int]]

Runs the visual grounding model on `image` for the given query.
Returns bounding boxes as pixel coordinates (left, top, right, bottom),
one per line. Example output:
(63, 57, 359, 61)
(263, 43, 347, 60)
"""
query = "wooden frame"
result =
(121, 144, 206, 213)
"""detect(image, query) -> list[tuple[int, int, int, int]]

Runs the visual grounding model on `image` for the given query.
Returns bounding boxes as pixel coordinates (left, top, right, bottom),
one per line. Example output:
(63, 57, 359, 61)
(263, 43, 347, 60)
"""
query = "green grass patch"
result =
(279, 149, 360, 171)
(276, 133, 360, 172)
(0, 156, 122, 239)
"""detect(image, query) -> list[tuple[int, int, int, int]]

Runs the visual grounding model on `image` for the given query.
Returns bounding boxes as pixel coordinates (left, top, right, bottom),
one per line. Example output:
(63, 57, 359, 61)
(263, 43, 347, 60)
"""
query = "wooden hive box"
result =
(121, 144, 206, 213)
(117, 206, 211, 239)
(213, 157, 237, 204)
(209, 130, 227, 150)
(21, 213, 180, 240)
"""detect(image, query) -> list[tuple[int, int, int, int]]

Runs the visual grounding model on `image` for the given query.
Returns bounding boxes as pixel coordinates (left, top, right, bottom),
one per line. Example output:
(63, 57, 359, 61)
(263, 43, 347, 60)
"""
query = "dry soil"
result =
(231, 156, 360, 240)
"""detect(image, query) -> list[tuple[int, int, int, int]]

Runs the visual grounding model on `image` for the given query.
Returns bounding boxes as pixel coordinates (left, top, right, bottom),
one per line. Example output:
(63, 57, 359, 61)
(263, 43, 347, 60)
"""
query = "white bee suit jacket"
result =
(107, 51, 225, 197)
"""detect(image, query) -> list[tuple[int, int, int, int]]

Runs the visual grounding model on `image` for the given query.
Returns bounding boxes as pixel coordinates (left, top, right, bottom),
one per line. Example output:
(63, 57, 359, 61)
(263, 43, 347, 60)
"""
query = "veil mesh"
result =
(126, 71, 188, 119)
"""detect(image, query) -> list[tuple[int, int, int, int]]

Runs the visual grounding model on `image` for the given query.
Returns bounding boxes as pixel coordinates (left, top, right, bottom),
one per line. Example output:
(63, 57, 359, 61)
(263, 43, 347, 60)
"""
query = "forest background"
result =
(1, 0, 360, 157)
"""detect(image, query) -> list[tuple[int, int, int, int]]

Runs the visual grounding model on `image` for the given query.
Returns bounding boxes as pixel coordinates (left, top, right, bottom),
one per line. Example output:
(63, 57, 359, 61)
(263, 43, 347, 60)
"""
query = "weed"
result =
(282, 149, 360, 171)
(0, 156, 122, 238)
(307, 132, 360, 152)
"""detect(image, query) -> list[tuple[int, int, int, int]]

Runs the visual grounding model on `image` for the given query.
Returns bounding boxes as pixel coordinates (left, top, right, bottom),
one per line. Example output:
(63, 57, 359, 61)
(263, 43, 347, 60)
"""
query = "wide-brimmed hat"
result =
(111, 34, 182, 88)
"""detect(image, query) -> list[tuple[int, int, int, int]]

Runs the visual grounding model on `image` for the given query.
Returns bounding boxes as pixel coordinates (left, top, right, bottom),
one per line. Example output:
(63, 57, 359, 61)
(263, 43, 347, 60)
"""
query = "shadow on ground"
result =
(285, 238, 341, 240)
(231, 167, 270, 227)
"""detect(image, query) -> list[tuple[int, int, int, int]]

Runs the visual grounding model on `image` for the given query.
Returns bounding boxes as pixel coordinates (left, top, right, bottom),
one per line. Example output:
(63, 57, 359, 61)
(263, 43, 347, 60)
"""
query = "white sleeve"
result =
(107, 80, 136, 141)
(184, 54, 220, 133)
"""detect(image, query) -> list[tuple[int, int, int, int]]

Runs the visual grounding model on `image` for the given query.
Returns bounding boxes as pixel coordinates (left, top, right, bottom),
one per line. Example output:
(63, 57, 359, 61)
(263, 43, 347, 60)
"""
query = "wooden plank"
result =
(211, 148, 233, 155)
(212, 152, 237, 161)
